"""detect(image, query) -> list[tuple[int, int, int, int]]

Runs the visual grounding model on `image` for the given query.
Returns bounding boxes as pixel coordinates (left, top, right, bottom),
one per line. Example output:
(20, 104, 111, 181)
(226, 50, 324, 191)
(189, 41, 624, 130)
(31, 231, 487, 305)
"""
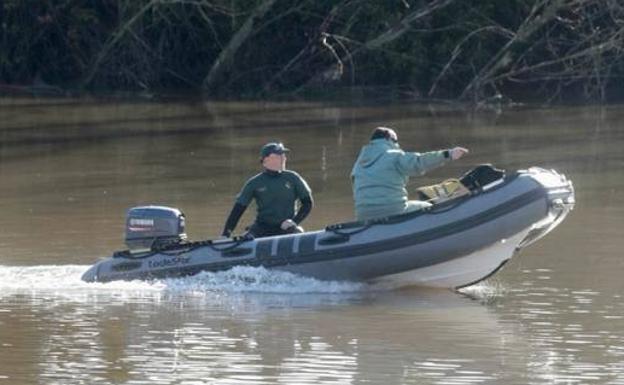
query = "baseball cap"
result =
(260, 142, 290, 158)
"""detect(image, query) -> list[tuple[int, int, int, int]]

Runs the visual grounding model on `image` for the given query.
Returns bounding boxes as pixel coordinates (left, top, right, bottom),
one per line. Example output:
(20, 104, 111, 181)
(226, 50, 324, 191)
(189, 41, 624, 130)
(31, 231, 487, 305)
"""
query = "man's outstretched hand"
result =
(450, 147, 469, 160)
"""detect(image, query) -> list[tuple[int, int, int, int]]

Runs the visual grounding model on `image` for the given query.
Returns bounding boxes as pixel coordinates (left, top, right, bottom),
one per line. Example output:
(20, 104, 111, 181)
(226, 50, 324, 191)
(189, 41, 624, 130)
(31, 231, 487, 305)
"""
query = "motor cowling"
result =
(125, 206, 186, 252)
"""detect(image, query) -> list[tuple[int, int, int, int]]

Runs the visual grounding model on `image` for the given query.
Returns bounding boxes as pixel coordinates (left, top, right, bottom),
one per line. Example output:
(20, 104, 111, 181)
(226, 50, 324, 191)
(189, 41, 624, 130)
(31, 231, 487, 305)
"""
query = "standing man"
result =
(222, 142, 313, 238)
(351, 127, 468, 221)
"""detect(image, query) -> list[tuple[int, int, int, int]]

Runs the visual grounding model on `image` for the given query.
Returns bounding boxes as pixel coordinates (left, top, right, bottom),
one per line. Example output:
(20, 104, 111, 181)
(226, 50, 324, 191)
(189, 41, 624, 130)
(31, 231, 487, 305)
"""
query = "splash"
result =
(459, 280, 508, 303)
(161, 266, 366, 294)
(0, 264, 365, 297)
(0, 264, 84, 290)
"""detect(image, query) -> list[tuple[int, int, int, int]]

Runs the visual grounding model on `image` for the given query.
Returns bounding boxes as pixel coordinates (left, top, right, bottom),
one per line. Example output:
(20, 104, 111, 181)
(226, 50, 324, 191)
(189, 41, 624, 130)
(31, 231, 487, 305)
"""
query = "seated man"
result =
(222, 142, 313, 238)
(351, 127, 468, 221)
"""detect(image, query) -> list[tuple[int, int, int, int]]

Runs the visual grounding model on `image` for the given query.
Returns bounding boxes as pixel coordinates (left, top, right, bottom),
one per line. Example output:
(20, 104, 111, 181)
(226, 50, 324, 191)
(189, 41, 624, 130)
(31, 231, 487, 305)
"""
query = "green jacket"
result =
(350, 138, 449, 220)
(236, 170, 312, 226)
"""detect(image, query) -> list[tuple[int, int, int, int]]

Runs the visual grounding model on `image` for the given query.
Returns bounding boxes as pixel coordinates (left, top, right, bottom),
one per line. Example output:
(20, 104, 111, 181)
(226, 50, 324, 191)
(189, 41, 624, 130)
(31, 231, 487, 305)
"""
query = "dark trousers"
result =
(247, 221, 303, 238)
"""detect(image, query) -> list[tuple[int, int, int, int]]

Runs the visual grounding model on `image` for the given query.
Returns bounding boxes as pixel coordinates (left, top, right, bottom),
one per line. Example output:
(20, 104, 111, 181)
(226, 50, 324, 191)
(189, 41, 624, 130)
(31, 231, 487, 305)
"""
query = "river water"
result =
(0, 97, 623, 384)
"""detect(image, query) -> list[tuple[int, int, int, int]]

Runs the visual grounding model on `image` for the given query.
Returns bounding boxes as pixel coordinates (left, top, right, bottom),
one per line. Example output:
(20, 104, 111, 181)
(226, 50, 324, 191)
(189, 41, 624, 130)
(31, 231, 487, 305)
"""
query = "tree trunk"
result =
(202, 0, 277, 92)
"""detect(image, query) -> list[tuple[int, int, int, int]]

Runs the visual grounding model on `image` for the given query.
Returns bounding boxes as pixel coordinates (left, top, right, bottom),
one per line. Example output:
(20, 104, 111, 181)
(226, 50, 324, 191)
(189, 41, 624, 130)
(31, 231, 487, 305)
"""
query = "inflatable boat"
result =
(81, 166, 574, 289)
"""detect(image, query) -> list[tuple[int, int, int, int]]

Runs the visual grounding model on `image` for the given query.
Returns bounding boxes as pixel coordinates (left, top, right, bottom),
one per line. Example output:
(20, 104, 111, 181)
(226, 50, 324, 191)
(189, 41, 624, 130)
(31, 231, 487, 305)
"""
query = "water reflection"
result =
(1, 263, 624, 384)
(0, 266, 517, 385)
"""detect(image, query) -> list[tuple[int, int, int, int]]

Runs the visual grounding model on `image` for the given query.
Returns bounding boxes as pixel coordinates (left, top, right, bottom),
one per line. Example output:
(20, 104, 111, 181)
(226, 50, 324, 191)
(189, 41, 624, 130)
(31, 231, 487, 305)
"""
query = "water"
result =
(1, 98, 623, 384)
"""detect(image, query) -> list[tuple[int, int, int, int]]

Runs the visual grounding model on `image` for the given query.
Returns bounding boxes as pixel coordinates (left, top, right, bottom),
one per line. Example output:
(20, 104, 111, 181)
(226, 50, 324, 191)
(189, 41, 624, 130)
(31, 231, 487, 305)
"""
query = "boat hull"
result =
(81, 167, 574, 289)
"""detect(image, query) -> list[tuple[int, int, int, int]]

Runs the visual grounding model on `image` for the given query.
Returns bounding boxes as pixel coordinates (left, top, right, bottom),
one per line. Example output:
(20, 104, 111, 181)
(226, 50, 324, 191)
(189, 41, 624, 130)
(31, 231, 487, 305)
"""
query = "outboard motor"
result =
(125, 206, 186, 252)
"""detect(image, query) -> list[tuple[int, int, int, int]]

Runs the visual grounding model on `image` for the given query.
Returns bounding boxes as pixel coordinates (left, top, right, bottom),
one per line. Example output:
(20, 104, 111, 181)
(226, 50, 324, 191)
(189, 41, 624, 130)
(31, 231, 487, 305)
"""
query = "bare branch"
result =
(362, 0, 456, 51)
(82, 0, 159, 87)
(202, 0, 278, 91)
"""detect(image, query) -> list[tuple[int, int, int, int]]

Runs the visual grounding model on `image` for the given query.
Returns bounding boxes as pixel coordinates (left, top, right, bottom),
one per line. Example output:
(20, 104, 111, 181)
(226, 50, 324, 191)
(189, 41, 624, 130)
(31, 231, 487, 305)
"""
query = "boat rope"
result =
(113, 235, 253, 259)
(326, 223, 372, 236)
